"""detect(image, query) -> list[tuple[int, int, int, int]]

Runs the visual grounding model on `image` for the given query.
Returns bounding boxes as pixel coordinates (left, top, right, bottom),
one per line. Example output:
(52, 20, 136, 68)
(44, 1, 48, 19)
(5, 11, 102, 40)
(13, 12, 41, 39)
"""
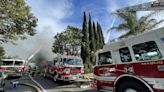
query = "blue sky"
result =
(4, 0, 156, 59)
(26, 0, 153, 42)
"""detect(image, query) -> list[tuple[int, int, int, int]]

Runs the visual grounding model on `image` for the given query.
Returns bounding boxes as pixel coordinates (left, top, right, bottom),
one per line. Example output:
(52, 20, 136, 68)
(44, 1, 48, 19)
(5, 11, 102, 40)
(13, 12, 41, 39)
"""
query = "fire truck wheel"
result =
(117, 81, 150, 92)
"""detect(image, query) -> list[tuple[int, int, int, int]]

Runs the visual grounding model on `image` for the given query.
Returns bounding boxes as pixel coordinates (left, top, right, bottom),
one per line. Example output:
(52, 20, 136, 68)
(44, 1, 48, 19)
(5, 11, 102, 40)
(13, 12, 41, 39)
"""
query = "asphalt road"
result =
(33, 76, 96, 92)
(3, 74, 96, 92)
(4, 75, 37, 92)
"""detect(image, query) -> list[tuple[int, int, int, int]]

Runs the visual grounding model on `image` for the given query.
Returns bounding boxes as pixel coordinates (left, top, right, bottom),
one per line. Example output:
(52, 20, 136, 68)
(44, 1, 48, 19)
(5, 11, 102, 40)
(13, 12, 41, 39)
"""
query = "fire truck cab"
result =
(94, 27, 164, 92)
(0, 58, 25, 77)
(44, 55, 84, 82)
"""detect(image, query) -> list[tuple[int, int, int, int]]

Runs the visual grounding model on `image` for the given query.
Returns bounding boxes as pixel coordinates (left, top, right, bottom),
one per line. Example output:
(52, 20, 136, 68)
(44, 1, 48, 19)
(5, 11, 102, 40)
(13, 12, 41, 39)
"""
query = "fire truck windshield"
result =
(1, 61, 13, 66)
(0, 59, 24, 66)
(15, 61, 23, 66)
(63, 58, 83, 66)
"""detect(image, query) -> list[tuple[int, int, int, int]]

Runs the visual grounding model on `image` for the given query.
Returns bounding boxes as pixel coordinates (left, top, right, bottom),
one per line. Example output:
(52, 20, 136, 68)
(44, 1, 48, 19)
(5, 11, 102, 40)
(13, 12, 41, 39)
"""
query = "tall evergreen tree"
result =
(97, 22, 105, 49)
(88, 14, 96, 65)
(88, 14, 96, 52)
(96, 22, 102, 49)
(97, 22, 105, 48)
(93, 21, 99, 51)
(81, 12, 90, 66)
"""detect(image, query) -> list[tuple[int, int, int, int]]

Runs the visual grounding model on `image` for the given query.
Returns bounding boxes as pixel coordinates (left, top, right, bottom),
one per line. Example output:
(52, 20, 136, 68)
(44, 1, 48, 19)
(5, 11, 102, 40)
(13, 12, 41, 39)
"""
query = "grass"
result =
(85, 73, 93, 79)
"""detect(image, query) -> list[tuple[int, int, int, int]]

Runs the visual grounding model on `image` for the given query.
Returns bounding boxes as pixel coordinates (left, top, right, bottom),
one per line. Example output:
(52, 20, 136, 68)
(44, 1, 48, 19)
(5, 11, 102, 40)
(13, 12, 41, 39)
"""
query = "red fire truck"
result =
(0, 58, 25, 77)
(43, 55, 84, 82)
(94, 25, 164, 91)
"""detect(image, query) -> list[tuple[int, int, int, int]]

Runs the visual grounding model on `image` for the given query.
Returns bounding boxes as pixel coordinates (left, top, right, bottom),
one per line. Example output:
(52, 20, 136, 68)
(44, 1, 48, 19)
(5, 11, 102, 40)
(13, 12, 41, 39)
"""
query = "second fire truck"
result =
(43, 55, 84, 82)
(0, 58, 25, 77)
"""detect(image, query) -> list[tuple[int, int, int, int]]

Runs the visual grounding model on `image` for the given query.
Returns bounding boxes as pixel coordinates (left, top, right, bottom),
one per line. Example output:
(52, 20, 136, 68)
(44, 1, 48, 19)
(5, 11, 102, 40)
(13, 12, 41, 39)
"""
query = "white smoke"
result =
(2, 0, 73, 60)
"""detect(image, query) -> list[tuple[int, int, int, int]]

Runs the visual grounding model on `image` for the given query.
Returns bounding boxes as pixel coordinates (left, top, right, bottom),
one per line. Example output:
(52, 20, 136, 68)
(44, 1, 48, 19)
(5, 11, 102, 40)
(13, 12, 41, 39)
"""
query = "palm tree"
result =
(110, 11, 164, 38)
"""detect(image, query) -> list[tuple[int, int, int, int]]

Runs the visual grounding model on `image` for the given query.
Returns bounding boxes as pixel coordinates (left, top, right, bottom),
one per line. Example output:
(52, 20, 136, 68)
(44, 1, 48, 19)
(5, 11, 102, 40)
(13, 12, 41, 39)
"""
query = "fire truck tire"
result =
(117, 81, 150, 92)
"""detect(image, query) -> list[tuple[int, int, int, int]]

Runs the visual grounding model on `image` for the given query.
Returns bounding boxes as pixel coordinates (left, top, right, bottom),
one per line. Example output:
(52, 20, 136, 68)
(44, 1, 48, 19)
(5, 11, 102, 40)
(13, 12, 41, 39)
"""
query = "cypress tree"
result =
(97, 22, 105, 49)
(98, 22, 105, 48)
(93, 21, 99, 51)
(88, 14, 96, 52)
(88, 14, 96, 65)
(81, 12, 90, 66)
(97, 22, 101, 49)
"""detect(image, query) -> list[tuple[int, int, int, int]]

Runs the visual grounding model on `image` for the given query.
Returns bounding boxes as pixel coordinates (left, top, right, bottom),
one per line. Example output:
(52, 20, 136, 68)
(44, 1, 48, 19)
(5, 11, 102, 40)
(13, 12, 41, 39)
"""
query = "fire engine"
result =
(94, 26, 164, 92)
(94, 1, 164, 92)
(43, 55, 84, 82)
(0, 58, 25, 77)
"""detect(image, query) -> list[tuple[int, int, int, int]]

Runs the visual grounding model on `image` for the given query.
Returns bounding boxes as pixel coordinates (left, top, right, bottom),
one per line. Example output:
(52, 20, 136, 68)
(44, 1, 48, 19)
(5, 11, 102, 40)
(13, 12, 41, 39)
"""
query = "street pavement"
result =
(4, 75, 37, 92)
(3, 74, 96, 92)
(33, 76, 96, 92)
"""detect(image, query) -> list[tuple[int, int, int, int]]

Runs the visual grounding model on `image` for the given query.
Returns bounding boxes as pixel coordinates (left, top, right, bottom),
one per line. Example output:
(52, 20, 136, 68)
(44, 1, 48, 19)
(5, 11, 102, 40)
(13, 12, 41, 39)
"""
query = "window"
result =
(64, 58, 74, 65)
(1, 61, 13, 66)
(132, 41, 162, 61)
(15, 61, 23, 65)
(75, 59, 83, 65)
(119, 47, 132, 62)
(63, 58, 83, 66)
(98, 51, 113, 65)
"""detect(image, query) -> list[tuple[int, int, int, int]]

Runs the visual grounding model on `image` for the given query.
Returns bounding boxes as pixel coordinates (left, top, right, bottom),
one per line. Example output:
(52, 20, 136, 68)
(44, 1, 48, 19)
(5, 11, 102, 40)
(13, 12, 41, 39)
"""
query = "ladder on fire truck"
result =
(117, 0, 164, 12)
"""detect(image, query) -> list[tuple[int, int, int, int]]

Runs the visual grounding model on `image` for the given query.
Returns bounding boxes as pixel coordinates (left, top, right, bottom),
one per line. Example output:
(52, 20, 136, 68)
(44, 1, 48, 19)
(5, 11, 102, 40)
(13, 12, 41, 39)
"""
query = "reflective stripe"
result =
(100, 86, 113, 92)
(99, 89, 113, 92)
(102, 86, 113, 90)
(94, 75, 116, 81)
(143, 77, 164, 85)
(143, 77, 164, 90)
